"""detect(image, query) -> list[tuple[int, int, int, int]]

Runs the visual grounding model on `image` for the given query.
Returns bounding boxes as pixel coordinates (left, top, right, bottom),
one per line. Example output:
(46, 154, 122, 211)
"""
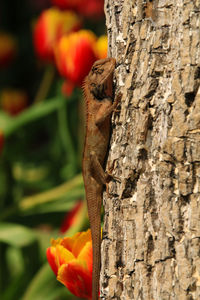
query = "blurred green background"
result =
(0, 0, 105, 299)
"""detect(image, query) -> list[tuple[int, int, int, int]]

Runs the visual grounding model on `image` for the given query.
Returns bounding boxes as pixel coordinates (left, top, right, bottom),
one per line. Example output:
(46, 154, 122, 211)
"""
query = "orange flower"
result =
(54, 29, 97, 93)
(33, 8, 81, 61)
(95, 35, 108, 59)
(47, 229, 93, 299)
(0, 32, 16, 67)
(0, 89, 28, 116)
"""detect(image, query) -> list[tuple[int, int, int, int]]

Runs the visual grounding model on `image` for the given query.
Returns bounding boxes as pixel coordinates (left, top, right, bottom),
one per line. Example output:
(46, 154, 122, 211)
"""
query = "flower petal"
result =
(72, 229, 92, 257)
(56, 245, 75, 265)
(33, 8, 81, 61)
(78, 241, 93, 273)
(57, 260, 92, 299)
(54, 30, 97, 86)
(95, 35, 108, 59)
(61, 232, 81, 252)
(47, 242, 75, 275)
(46, 247, 58, 275)
(60, 201, 83, 233)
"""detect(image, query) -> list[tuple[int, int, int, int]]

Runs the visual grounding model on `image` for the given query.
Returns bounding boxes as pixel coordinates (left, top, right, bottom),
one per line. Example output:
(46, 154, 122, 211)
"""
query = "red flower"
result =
(0, 130, 4, 155)
(77, 0, 104, 19)
(47, 229, 93, 299)
(0, 32, 17, 67)
(60, 201, 83, 233)
(0, 89, 28, 116)
(54, 30, 97, 94)
(33, 8, 81, 62)
(51, 0, 79, 10)
(52, 0, 104, 19)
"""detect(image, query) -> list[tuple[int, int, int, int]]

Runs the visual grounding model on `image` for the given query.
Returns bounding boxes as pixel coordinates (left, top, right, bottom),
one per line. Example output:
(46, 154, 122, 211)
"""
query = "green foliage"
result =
(0, 0, 106, 298)
(0, 91, 86, 299)
(0, 222, 37, 246)
(0, 1, 103, 299)
(22, 263, 73, 300)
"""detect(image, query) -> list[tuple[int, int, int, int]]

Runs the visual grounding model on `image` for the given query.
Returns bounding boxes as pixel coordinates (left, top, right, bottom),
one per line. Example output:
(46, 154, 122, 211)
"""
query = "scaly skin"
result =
(82, 58, 119, 300)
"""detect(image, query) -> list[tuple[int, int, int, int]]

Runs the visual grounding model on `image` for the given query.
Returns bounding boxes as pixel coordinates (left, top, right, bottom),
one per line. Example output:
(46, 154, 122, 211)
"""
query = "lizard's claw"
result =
(113, 92, 122, 113)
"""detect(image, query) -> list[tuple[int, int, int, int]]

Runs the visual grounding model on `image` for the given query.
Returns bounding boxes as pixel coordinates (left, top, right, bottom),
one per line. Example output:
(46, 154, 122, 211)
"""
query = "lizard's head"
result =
(87, 58, 116, 100)
(88, 58, 116, 84)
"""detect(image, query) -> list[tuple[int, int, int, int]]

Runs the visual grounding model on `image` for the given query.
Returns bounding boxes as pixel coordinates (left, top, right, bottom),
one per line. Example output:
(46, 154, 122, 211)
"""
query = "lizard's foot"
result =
(113, 92, 122, 113)
(105, 165, 121, 195)
(106, 160, 121, 182)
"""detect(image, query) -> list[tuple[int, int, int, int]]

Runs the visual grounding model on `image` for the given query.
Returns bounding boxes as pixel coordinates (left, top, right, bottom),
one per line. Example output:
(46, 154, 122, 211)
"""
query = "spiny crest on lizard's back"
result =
(82, 80, 91, 121)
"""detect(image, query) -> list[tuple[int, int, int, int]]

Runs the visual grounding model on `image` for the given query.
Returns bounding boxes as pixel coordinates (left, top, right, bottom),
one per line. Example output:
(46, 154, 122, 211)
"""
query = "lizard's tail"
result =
(90, 201, 101, 300)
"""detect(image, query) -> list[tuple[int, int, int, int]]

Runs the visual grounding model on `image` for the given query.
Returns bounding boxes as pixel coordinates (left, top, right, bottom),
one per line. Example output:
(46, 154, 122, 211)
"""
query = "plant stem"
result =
(57, 100, 77, 171)
(0, 174, 83, 220)
(34, 65, 55, 104)
(4, 97, 64, 137)
(19, 173, 83, 210)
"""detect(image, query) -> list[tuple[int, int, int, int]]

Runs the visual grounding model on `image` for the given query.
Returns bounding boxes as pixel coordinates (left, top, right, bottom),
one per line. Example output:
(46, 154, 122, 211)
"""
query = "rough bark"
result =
(102, 1, 200, 299)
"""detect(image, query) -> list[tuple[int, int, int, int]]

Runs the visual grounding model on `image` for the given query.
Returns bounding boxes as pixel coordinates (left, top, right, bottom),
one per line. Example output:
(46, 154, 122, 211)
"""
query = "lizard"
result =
(82, 57, 120, 300)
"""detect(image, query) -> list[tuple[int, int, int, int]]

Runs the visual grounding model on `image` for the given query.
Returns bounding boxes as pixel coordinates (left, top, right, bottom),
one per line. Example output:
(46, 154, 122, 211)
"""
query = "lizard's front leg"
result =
(95, 93, 121, 126)
(90, 151, 108, 185)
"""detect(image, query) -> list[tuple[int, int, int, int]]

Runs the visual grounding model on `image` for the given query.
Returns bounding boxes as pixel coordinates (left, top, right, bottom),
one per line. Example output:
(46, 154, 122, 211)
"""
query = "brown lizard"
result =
(82, 57, 120, 300)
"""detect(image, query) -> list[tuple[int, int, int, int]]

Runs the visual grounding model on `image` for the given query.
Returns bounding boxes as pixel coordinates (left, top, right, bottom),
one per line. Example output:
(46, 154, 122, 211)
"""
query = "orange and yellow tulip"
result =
(33, 8, 81, 61)
(54, 30, 97, 94)
(95, 35, 108, 59)
(47, 229, 93, 299)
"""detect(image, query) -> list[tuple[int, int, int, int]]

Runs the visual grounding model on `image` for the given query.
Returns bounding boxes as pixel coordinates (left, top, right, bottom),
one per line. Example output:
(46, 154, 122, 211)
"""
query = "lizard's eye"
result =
(97, 69, 103, 74)
(92, 67, 98, 72)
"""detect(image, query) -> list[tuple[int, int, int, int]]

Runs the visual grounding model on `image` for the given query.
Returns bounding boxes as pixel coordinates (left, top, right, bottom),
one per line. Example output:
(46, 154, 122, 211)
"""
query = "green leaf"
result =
(0, 112, 12, 132)
(0, 222, 37, 247)
(1, 272, 27, 300)
(22, 263, 71, 300)
(22, 187, 84, 215)
(19, 174, 83, 211)
(3, 97, 65, 137)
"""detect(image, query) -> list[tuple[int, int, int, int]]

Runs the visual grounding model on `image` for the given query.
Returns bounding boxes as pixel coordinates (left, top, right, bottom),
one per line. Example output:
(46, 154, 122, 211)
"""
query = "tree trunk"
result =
(102, 1, 200, 299)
